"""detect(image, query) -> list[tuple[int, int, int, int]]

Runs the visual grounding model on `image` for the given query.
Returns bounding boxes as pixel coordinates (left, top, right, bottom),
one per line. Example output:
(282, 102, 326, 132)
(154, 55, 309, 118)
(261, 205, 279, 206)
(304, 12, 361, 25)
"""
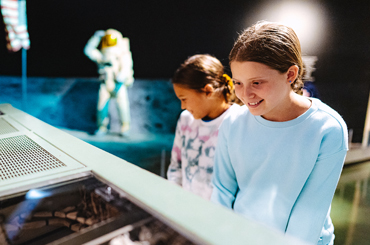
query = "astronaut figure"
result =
(84, 29, 134, 135)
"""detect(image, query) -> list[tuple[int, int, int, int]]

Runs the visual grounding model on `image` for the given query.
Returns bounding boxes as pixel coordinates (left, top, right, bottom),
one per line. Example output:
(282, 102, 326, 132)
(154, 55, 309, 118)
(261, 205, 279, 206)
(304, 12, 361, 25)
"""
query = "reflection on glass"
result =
(331, 161, 370, 245)
(0, 176, 195, 245)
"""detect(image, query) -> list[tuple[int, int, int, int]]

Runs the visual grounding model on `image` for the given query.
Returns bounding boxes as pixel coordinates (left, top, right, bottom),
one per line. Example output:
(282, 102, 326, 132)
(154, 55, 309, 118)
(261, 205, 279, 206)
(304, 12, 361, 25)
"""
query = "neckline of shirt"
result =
(254, 98, 319, 128)
(199, 103, 238, 125)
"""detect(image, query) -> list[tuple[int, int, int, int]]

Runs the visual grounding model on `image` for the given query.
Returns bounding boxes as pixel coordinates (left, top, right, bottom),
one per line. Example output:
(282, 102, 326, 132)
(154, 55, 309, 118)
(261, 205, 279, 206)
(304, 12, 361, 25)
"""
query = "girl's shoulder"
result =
(311, 98, 347, 131)
(310, 98, 349, 154)
(220, 104, 251, 130)
(225, 103, 246, 113)
(179, 110, 193, 120)
(224, 104, 249, 121)
(177, 110, 196, 126)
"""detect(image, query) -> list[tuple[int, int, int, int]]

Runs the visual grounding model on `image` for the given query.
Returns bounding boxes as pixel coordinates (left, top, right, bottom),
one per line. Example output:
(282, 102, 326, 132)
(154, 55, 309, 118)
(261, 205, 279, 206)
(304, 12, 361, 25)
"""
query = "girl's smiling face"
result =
(231, 61, 295, 121)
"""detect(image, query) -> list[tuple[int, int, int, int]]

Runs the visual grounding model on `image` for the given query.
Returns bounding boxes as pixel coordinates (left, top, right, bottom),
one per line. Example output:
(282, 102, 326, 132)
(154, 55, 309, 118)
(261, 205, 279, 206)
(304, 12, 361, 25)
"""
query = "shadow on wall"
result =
(0, 76, 182, 135)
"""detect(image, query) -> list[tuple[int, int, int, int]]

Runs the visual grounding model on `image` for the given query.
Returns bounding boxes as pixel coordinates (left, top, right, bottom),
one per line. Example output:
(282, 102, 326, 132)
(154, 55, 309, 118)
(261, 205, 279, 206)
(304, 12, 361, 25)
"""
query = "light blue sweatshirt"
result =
(211, 98, 348, 245)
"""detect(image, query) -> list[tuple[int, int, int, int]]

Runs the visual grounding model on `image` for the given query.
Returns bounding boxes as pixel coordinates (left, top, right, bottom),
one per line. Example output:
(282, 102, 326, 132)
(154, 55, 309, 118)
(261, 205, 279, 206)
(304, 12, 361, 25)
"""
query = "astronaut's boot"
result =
(95, 118, 109, 136)
(119, 123, 130, 137)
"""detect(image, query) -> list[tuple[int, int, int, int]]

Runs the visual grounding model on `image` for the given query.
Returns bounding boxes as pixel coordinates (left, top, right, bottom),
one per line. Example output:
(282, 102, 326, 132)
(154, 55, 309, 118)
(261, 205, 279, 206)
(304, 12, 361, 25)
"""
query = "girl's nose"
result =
(181, 101, 186, 110)
(244, 88, 255, 99)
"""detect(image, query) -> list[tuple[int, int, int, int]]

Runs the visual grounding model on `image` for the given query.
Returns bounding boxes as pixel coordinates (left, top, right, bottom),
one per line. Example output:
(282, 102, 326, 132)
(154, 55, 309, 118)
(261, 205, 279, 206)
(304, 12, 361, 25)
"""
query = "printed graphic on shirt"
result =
(168, 105, 240, 199)
(182, 128, 218, 189)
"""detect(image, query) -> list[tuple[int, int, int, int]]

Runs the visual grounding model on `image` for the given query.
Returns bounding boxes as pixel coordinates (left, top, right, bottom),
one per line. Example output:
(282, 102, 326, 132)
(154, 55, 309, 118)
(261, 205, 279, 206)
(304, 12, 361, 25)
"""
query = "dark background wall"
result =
(0, 0, 369, 142)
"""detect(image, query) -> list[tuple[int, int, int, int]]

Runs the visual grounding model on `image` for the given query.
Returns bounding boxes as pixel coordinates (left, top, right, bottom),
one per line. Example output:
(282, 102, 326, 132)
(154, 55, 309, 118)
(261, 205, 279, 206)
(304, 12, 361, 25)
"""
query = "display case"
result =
(0, 104, 308, 245)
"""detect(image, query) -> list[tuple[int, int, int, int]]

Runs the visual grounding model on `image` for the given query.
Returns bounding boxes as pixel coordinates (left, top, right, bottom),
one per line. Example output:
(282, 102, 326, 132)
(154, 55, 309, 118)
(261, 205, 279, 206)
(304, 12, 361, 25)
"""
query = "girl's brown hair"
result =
(172, 54, 239, 103)
(229, 21, 304, 94)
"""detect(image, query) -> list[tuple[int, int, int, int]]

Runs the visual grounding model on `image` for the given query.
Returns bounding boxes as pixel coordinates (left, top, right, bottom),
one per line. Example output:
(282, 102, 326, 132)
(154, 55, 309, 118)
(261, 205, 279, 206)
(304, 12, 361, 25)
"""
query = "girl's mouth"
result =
(248, 99, 264, 106)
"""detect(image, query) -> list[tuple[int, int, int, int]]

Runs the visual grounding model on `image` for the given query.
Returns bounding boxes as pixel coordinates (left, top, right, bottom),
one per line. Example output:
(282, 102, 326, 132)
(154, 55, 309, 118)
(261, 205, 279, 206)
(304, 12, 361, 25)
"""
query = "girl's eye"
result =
(253, 81, 261, 86)
(233, 80, 241, 86)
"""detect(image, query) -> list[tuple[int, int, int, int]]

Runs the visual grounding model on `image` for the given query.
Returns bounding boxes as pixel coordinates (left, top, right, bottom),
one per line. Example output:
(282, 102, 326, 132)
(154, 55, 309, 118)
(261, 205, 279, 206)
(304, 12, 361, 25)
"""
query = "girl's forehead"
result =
(231, 61, 270, 69)
(173, 83, 191, 91)
(231, 61, 277, 79)
(173, 84, 197, 95)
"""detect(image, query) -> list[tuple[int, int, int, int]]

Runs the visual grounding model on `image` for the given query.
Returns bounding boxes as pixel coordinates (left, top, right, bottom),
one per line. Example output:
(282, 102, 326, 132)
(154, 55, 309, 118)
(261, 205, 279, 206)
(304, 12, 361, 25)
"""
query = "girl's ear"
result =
(287, 65, 299, 82)
(203, 84, 214, 97)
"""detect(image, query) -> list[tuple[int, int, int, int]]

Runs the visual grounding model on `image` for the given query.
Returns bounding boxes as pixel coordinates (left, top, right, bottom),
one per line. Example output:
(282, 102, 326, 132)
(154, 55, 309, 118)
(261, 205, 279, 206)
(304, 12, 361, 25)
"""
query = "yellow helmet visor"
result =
(101, 34, 118, 49)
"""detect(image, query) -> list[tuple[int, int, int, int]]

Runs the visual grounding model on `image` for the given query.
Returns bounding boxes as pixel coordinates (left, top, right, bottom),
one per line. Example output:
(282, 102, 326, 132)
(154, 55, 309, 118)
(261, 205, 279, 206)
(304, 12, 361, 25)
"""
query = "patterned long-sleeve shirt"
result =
(167, 104, 240, 200)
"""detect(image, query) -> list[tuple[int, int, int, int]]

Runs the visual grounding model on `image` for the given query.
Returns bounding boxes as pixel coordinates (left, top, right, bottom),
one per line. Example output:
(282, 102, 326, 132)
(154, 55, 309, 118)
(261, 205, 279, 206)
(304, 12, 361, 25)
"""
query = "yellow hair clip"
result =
(223, 74, 234, 90)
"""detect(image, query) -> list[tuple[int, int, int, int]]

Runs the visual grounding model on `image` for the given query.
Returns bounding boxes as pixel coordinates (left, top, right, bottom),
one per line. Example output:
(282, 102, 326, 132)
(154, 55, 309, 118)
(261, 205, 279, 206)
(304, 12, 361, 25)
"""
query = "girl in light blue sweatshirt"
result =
(211, 21, 348, 245)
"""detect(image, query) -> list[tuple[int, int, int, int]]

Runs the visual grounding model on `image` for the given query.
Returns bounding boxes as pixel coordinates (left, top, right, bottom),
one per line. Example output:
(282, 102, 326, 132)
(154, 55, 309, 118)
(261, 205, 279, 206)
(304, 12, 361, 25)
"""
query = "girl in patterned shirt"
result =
(167, 54, 241, 200)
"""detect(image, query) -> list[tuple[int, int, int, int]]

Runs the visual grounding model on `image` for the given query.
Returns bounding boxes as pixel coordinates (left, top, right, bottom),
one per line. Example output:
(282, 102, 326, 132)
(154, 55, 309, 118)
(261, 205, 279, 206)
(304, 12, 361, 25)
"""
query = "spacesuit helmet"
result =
(101, 34, 117, 49)
(101, 29, 123, 49)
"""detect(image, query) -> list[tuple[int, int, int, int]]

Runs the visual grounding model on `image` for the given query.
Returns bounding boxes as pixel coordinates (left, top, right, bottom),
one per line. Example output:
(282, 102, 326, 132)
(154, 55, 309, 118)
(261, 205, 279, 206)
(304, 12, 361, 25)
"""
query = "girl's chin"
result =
(247, 108, 263, 116)
(249, 112, 262, 117)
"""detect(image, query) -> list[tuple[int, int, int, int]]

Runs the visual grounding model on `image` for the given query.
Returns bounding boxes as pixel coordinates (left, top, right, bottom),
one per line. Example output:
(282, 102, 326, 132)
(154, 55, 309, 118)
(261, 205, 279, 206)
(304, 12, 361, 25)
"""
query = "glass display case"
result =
(0, 103, 308, 245)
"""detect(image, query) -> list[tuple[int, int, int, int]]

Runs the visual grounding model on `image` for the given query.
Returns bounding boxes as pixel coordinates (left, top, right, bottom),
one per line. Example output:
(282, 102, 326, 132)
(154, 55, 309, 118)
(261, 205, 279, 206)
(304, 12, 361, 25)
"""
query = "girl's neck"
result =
(291, 92, 312, 114)
(262, 92, 311, 122)
(203, 100, 231, 121)
(282, 93, 312, 121)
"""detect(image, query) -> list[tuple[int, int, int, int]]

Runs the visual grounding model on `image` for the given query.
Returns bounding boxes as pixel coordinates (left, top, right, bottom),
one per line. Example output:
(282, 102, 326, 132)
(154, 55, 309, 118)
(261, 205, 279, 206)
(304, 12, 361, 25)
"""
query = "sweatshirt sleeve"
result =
(285, 149, 347, 244)
(167, 118, 183, 186)
(286, 111, 348, 244)
(211, 121, 238, 209)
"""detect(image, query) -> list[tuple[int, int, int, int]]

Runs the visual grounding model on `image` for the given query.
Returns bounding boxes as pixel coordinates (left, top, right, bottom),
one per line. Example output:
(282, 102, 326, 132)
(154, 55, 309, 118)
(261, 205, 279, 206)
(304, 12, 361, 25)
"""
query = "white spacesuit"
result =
(84, 29, 134, 135)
